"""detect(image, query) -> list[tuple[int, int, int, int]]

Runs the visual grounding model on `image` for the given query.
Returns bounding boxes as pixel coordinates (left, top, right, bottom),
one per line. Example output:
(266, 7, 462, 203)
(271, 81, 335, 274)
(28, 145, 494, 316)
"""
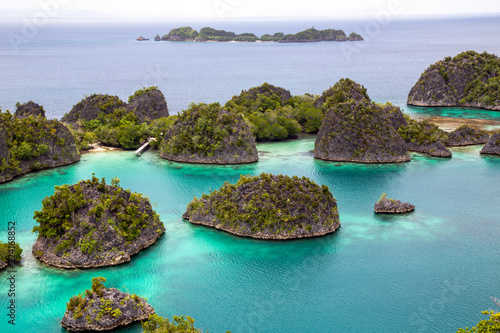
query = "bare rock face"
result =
(32, 176, 165, 269)
(314, 79, 410, 163)
(61, 277, 154, 332)
(374, 197, 415, 214)
(480, 133, 500, 156)
(62, 94, 126, 126)
(407, 51, 500, 111)
(127, 87, 169, 123)
(183, 173, 340, 240)
(15, 101, 46, 119)
(160, 103, 258, 164)
(445, 125, 490, 146)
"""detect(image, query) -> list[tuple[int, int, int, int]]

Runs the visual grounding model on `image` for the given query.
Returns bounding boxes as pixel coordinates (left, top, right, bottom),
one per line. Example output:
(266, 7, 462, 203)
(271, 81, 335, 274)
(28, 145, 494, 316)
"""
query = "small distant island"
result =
(408, 51, 500, 111)
(146, 26, 363, 43)
(32, 176, 165, 269)
(374, 193, 415, 214)
(183, 173, 340, 239)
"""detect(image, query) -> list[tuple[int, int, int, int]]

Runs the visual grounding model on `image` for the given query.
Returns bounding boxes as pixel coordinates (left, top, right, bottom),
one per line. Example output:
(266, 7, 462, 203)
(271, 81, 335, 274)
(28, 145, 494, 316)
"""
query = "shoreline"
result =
(411, 115, 500, 132)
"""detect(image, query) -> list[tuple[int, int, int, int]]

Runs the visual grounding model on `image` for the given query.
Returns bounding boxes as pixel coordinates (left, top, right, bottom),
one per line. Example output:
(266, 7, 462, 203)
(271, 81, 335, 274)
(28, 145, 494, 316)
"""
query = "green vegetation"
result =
(128, 86, 159, 103)
(160, 103, 256, 161)
(225, 83, 323, 139)
(280, 28, 348, 42)
(66, 88, 173, 150)
(432, 51, 500, 106)
(398, 117, 448, 146)
(0, 109, 78, 179)
(0, 241, 22, 263)
(315, 78, 370, 110)
(162, 26, 199, 40)
(32, 175, 163, 255)
(457, 299, 500, 333)
(157, 27, 362, 43)
(184, 173, 339, 237)
(409, 51, 500, 110)
(142, 314, 207, 333)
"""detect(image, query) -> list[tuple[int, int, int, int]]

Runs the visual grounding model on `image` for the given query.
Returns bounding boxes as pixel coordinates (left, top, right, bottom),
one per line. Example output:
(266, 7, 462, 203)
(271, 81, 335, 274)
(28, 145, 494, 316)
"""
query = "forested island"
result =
(159, 103, 258, 164)
(153, 26, 363, 42)
(183, 173, 340, 239)
(61, 277, 155, 331)
(32, 176, 165, 269)
(408, 51, 500, 111)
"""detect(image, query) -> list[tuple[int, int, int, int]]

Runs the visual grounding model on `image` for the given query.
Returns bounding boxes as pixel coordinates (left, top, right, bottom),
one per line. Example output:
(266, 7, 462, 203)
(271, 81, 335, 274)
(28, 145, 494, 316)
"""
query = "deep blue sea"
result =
(0, 16, 499, 333)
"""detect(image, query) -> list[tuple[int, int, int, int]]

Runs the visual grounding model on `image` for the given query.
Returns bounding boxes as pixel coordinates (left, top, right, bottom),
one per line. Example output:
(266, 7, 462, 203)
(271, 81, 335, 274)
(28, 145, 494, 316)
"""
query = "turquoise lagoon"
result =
(0, 136, 499, 332)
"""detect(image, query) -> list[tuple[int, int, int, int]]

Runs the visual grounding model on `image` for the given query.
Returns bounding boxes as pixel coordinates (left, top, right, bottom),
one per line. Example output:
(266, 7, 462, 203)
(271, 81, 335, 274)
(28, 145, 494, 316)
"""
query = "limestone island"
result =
(314, 78, 410, 163)
(32, 176, 165, 269)
(480, 133, 500, 156)
(62, 87, 170, 150)
(0, 241, 22, 270)
(374, 193, 415, 214)
(183, 173, 340, 240)
(160, 103, 258, 164)
(398, 118, 452, 157)
(445, 124, 490, 146)
(156, 26, 363, 42)
(224, 82, 307, 140)
(0, 106, 80, 183)
(407, 51, 500, 111)
(61, 277, 154, 332)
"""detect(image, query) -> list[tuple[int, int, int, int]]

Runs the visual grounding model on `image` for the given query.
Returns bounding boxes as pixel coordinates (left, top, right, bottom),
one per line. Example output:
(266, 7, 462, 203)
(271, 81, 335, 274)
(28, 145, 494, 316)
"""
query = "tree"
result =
(142, 314, 205, 333)
(457, 298, 500, 333)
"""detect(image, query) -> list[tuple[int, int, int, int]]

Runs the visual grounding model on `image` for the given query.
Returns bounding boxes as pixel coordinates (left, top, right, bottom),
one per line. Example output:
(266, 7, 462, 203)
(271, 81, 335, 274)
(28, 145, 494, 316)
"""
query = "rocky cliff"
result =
(407, 51, 500, 111)
(374, 194, 415, 214)
(15, 101, 46, 119)
(32, 176, 165, 269)
(127, 86, 169, 123)
(62, 94, 126, 126)
(480, 133, 500, 156)
(183, 173, 340, 239)
(0, 110, 80, 183)
(314, 79, 410, 163)
(61, 277, 154, 331)
(160, 103, 258, 164)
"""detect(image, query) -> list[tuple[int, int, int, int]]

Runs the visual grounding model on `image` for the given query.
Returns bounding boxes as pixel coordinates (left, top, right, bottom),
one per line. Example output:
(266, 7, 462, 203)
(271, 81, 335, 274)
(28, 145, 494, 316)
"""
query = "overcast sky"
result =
(1, 0, 499, 19)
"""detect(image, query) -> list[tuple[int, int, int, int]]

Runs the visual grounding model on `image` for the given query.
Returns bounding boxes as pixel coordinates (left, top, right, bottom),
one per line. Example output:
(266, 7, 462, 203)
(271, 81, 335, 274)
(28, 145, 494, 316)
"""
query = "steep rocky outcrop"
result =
(314, 78, 371, 109)
(0, 110, 80, 183)
(480, 133, 500, 155)
(398, 118, 452, 157)
(183, 173, 340, 239)
(445, 124, 490, 146)
(160, 103, 258, 164)
(32, 176, 165, 269)
(347, 32, 364, 41)
(374, 195, 415, 214)
(127, 87, 169, 123)
(314, 79, 410, 163)
(62, 94, 126, 126)
(408, 51, 500, 111)
(15, 101, 46, 119)
(61, 277, 154, 331)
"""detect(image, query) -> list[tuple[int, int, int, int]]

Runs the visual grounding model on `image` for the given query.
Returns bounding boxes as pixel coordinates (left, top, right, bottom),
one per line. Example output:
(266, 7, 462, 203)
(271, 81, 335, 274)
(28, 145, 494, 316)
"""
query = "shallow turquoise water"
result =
(0, 137, 499, 332)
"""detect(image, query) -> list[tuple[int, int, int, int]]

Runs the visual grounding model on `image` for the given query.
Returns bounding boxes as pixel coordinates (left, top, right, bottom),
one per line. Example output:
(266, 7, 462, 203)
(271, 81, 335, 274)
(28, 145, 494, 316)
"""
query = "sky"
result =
(1, 0, 500, 20)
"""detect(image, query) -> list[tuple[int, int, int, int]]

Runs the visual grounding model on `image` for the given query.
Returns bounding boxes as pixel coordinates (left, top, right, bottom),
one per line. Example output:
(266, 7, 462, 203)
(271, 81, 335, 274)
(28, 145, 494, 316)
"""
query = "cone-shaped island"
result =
(160, 103, 258, 164)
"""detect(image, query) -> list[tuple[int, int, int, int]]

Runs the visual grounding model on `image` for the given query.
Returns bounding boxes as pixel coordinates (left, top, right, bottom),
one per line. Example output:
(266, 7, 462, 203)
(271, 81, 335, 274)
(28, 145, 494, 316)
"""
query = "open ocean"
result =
(0, 16, 499, 333)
